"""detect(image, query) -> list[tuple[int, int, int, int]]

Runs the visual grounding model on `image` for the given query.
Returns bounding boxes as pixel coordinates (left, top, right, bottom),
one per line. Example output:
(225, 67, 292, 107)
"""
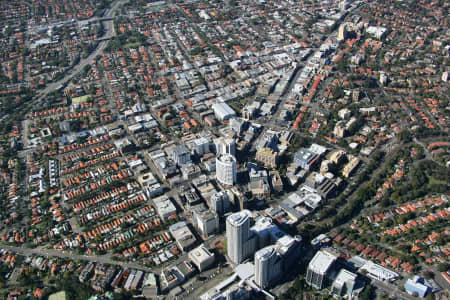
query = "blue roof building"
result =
(293, 148, 319, 170)
(404, 276, 430, 298)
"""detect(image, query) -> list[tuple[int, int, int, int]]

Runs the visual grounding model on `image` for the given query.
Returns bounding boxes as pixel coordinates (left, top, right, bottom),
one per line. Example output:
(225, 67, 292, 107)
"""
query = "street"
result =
(0, 244, 152, 272)
(372, 279, 419, 300)
(33, 0, 128, 105)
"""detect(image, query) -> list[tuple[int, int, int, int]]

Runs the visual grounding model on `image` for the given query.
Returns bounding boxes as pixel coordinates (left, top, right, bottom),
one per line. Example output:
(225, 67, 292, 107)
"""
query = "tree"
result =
(359, 285, 375, 300)
(221, 239, 227, 253)
(397, 130, 412, 143)
(190, 47, 202, 56)
(423, 271, 434, 279)
(437, 263, 449, 272)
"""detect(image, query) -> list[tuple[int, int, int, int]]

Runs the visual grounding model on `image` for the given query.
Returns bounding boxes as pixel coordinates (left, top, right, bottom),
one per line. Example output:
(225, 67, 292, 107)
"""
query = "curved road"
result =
(0, 244, 152, 272)
(34, 0, 127, 102)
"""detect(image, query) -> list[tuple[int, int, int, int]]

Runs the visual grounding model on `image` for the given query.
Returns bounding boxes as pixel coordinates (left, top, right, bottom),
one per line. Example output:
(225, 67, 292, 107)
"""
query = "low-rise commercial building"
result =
(255, 147, 279, 168)
(294, 148, 319, 170)
(342, 155, 360, 178)
(212, 102, 236, 121)
(142, 273, 159, 299)
(152, 195, 177, 221)
(404, 276, 431, 298)
(193, 209, 219, 238)
(169, 221, 197, 251)
(188, 245, 215, 272)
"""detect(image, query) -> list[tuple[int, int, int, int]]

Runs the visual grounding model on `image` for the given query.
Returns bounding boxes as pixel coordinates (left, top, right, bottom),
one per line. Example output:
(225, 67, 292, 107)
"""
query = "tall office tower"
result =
(170, 144, 191, 166)
(214, 137, 236, 157)
(331, 269, 357, 298)
(339, 0, 349, 10)
(337, 23, 348, 41)
(254, 245, 282, 289)
(209, 190, 230, 216)
(306, 250, 337, 290)
(226, 210, 255, 265)
(216, 154, 237, 186)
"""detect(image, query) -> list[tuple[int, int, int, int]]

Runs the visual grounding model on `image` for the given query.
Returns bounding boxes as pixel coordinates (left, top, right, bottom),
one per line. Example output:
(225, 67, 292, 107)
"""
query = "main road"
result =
(371, 279, 423, 300)
(34, 0, 128, 103)
(0, 244, 153, 272)
(0, 235, 225, 276)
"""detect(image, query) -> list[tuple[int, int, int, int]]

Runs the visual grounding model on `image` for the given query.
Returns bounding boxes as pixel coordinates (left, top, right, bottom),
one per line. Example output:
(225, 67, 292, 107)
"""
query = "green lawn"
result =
(124, 42, 142, 49)
(71, 95, 91, 105)
(49, 291, 67, 300)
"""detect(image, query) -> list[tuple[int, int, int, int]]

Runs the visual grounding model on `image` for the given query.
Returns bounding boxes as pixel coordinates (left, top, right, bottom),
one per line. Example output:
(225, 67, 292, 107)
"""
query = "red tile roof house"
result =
(376, 252, 388, 263)
(334, 234, 344, 243)
(34, 288, 45, 298)
(362, 246, 373, 256)
(349, 241, 358, 249)
(355, 244, 365, 252)
(342, 238, 352, 246)
(328, 231, 338, 239)
(370, 249, 380, 259)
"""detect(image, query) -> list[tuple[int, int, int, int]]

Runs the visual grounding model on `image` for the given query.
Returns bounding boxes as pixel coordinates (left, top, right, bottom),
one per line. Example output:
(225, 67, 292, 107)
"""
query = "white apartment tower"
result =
(306, 250, 337, 290)
(226, 210, 256, 265)
(255, 245, 282, 289)
(216, 154, 237, 186)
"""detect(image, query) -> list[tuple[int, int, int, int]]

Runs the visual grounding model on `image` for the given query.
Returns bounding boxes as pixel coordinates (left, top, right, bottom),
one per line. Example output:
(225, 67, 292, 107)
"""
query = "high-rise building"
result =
(192, 137, 210, 156)
(254, 245, 282, 289)
(193, 209, 219, 238)
(276, 234, 303, 268)
(331, 269, 357, 298)
(306, 250, 337, 290)
(337, 23, 348, 41)
(209, 190, 230, 215)
(379, 71, 388, 86)
(170, 145, 191, 166)
(334, 122, 346, 138)
(215, 137, 236, 157)
(339, 0, 349, 10)
(253, 234, 302, 289)
(226, 210, 304, 271)
(442, 71, 448, 82)
(226, 210, 256, 265)
(229, 117, 246, 135)
(216, 154, 237, 186)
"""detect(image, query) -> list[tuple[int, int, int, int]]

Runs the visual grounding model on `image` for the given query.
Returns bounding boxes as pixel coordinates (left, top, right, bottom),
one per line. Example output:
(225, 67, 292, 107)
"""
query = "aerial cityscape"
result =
(0, 0, 448, 299)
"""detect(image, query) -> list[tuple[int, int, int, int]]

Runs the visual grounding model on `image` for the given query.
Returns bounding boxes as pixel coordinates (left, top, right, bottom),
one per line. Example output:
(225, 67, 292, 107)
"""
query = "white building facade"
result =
(226, 210, 256, 265)
(255, 245, 282, 289)
(216, 154, 237, 186)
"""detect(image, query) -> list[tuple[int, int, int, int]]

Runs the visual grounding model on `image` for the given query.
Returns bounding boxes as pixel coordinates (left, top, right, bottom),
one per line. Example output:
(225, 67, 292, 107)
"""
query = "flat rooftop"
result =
(309, 250, 337, 274)
(227, 209, 251, 227)
(189, 245, 214, 262)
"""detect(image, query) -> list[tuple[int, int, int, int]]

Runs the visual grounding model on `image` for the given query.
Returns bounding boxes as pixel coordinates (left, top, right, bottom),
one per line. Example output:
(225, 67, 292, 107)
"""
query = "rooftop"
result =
(217, 153, 236, 164)
(189, 245, 214, 263)
(308, 250, 337, 274)
(360, 261, 398, 281)
(334, 269, 357, 286)
(227, 210, 252, 227)
(255, 245, 277, 261)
